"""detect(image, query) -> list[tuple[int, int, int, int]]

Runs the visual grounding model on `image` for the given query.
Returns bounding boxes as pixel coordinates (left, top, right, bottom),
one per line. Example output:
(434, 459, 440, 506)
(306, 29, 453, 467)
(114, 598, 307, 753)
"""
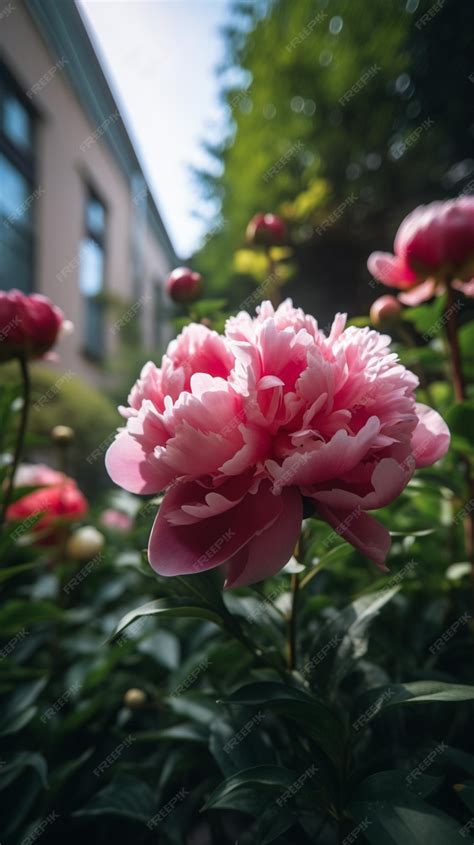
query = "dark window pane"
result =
(0, 152, 33, 225)
(83, 295, 104, 359)
(3, 95, 32, 152)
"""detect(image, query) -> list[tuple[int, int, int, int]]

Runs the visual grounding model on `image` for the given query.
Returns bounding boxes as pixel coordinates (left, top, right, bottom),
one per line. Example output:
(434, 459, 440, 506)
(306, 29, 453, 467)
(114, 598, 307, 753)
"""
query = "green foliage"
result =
(1, 362, 119, 496)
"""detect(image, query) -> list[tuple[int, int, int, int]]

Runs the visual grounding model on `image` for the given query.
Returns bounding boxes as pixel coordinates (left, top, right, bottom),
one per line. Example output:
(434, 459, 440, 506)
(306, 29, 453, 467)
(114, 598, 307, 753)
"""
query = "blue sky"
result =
(78, 0, 233, 258)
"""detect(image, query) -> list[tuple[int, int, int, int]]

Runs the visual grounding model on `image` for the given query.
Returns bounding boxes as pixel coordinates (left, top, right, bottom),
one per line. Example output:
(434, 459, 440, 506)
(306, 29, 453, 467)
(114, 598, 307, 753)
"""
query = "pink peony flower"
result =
(7, 463, 88, 545)
(368, 198, 474, 305)
(106, 300, 450, 588)
(101, 508, 133, 532)
(0, 289, 67, 362)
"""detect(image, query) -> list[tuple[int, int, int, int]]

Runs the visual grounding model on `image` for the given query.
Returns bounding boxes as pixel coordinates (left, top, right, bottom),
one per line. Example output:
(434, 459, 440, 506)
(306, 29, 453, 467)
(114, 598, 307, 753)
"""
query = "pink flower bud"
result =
(246, 213, 287, 247)
(0, 289, 66, 362)
(166, 268, 202, 304)
(370, 295, 401, 326)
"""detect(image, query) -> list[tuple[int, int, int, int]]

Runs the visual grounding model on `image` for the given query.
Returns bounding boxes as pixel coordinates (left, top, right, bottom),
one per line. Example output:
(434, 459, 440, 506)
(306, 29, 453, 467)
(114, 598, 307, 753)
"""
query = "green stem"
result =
(445, 281, 465, 403)
(0, 355, 30, 533)
(288, 573, 300, 671)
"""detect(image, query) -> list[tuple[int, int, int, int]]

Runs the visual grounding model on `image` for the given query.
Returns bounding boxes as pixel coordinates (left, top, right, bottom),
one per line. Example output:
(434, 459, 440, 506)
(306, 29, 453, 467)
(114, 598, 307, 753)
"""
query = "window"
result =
(79, 189, 106, 360)
(0, 63, 36, 292)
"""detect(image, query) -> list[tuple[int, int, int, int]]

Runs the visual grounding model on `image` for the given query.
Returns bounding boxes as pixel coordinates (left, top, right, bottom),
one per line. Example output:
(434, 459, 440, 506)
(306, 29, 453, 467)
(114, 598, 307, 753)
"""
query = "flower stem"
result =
(288, 572, 300, 671)
(0, 355, 31, 533)
(445, 281, 465, 403)
(444, 281, 474, 576)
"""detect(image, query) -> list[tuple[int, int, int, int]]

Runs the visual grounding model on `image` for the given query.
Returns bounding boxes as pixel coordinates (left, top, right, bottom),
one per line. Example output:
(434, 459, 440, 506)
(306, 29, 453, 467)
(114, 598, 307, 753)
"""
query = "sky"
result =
(77, 0, 233, 259)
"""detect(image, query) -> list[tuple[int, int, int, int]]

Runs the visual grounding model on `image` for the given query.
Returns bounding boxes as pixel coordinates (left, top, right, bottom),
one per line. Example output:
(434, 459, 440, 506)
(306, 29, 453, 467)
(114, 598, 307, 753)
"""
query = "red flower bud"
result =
(246, 213, 287, 247)
(0, 289, 66, 362)
(370, 295, 402, 327)
(166, 268, 202, 304)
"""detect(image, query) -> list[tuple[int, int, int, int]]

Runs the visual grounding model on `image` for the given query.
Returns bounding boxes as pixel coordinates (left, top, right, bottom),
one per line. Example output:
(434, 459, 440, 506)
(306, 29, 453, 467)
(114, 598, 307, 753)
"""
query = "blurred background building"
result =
(0, 0, 177, 385)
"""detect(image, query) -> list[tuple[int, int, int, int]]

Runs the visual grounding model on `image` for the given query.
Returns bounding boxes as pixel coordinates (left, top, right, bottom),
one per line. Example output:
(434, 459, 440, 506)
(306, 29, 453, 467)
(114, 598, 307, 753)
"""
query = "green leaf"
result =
(347, 769, 463, 845)
(134, 723, 209, 744)
(0, 678, 47, 736)
(201, 764, 298, 810)
(112, 597, 224, 641)
(0, 562, 40, 583)
(73, 774, 156, 823)
(455, 781, 474, 813)
(0, 752, 48, 789)
(306, 587, 399, 691)
(223, 681, 345, 765)
(446, 400, 474, 451)
(353, 681, 474, 730)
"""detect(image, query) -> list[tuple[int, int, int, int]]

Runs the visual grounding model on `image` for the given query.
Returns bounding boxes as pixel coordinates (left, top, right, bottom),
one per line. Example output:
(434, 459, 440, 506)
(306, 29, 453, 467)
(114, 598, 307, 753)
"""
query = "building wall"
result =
(0, 1, 174, 384)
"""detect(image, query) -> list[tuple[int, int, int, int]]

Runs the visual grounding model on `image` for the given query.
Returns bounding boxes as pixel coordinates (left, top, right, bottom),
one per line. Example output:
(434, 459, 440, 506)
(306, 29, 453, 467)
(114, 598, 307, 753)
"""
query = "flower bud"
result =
(246, 213, 287, 247)
(51, 425, 74, 445)
(123, 688, 147, 708)
(66, 526, 104, 560)
(370, 295, 401, 327)
(0, 289, 66, 362)
(166, 267, 202, 304)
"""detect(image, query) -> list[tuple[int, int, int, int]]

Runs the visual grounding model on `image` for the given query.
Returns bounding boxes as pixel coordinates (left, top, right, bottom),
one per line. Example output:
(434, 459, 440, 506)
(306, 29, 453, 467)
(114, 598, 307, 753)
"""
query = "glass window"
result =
(3, 95, 32, 152)
(0, 65, 35, 292)
(80, 190, 106, 360)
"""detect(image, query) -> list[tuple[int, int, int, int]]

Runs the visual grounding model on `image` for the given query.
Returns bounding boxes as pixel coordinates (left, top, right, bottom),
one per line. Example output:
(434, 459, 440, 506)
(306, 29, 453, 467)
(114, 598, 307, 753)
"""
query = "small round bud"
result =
(51, 425, 74, 445)
(166, 267, 202, 304)
(246, 213, 287, 247)
(66, 525, 104, 560)
(370, 295, 401, 327)
(124, 688, 147, 709)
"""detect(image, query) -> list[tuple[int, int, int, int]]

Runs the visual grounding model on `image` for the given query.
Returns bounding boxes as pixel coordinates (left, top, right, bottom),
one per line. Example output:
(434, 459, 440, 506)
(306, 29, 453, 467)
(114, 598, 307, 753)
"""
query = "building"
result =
(0, 0, 177, 384)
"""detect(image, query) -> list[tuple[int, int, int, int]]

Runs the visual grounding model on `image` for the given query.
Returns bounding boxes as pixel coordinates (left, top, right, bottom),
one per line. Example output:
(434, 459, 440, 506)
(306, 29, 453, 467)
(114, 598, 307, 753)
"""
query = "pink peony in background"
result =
(368, 197, 474, 305)
(106, 300, 450, 588)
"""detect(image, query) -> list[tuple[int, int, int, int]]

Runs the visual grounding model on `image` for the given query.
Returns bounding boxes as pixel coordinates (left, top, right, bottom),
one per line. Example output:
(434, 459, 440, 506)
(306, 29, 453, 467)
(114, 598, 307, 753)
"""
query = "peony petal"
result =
(148, 480, 283, 576)
(314, 503, 391, 568)
(311, 456, 413, 511)
(398, 278, 437, 306)
(105, 430, 168, 494)
(367, 252, 416, 289)
(224, 487, 303, 588)
(411, 403, 450, 468)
